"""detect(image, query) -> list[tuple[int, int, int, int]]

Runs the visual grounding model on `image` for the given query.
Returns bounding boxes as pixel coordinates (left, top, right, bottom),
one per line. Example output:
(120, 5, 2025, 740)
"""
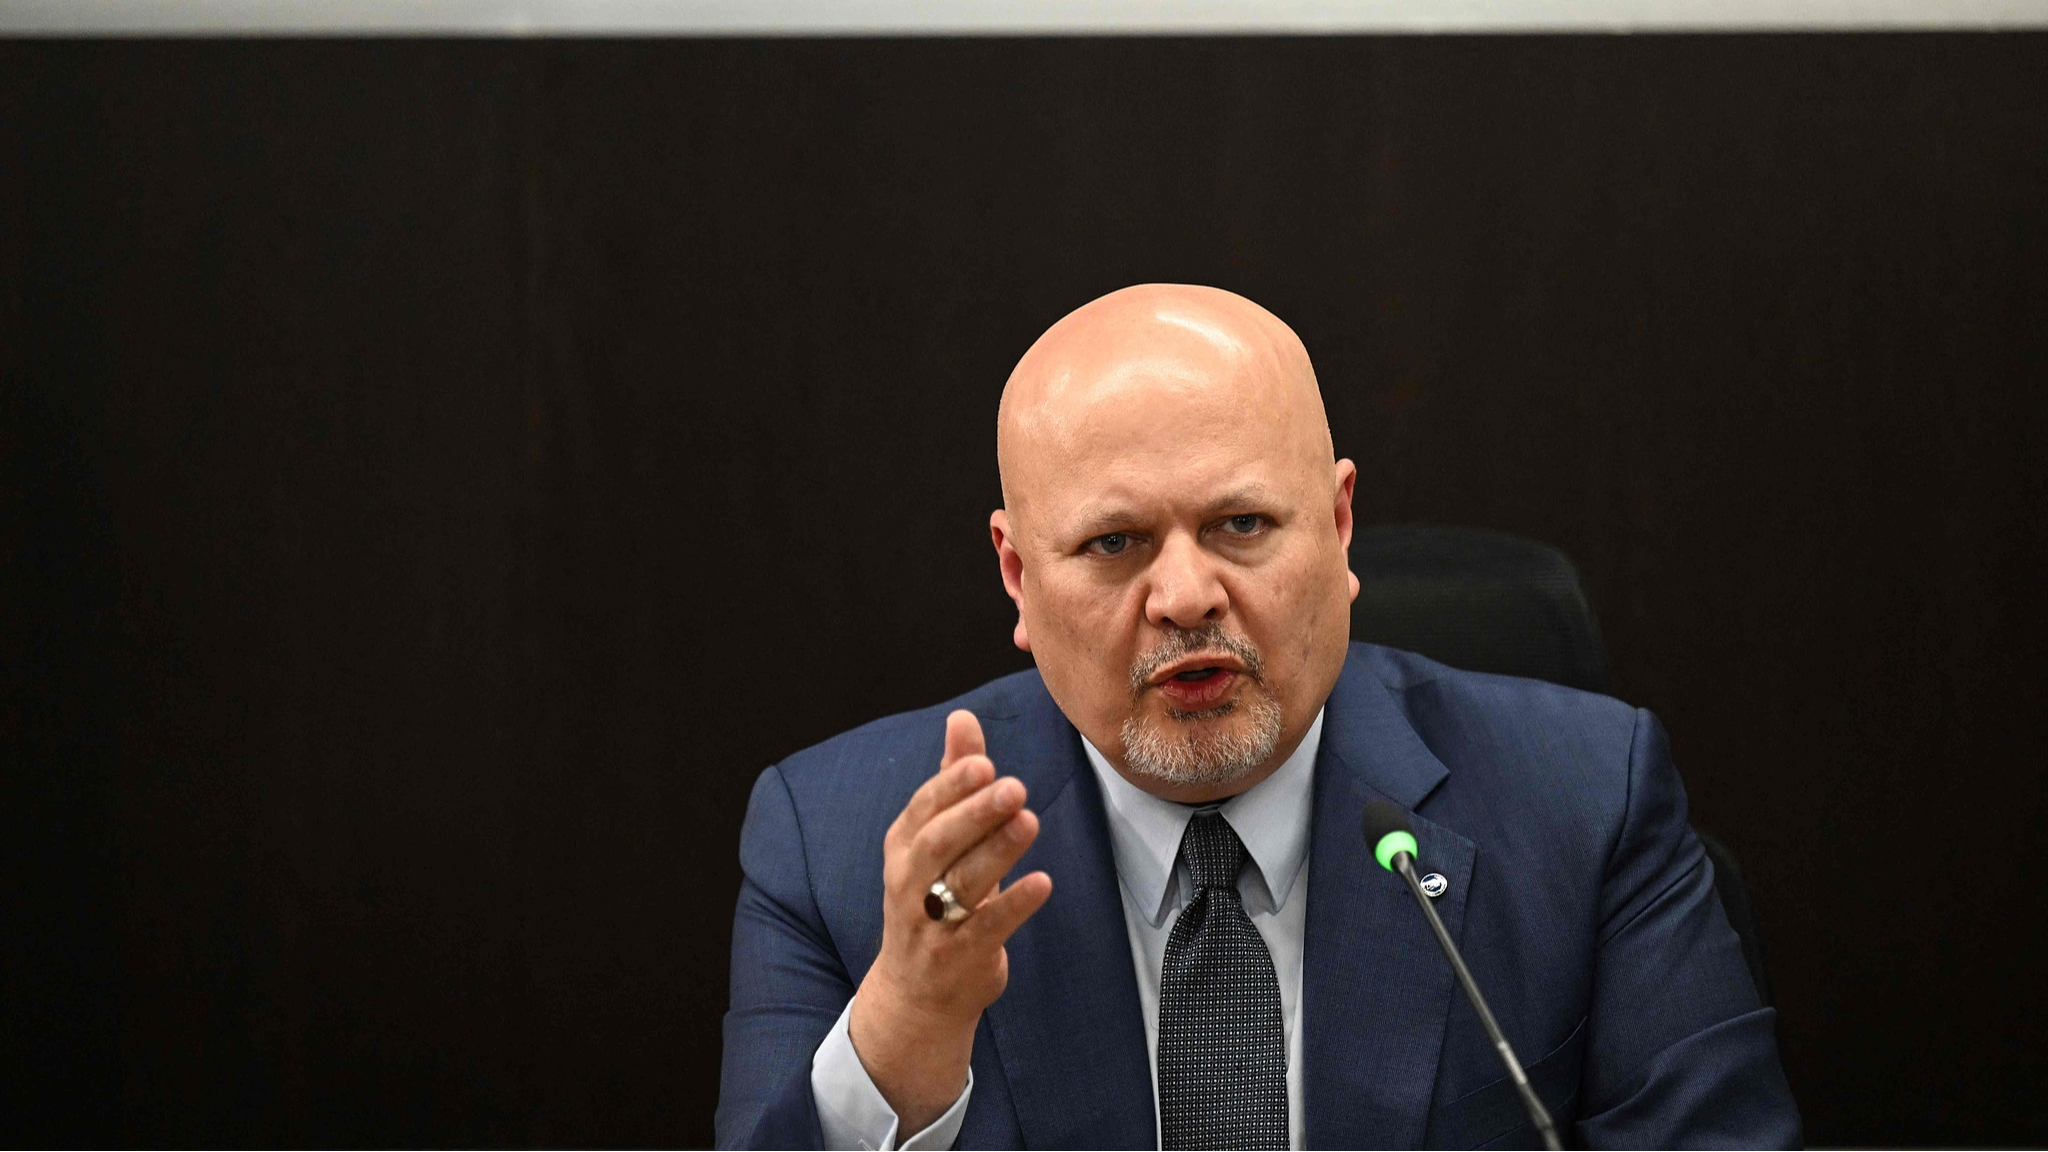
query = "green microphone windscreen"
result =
(1361, 800, 1419, 872)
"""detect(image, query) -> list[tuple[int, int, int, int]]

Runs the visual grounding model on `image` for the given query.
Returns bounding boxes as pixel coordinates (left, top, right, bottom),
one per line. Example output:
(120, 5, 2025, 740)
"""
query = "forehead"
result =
(1015, 366, 1314, 525)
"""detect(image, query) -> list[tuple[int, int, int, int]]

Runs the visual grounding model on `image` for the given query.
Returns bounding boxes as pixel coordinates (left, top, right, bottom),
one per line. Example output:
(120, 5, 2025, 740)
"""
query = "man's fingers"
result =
(942, 808, 1039, 908)
(895, 752, 994, 845)
(941, 709, 986, 768)
(894, 711, 995, 846)
(907, 777, 1026, 880)
(962, 871, 1053, 948)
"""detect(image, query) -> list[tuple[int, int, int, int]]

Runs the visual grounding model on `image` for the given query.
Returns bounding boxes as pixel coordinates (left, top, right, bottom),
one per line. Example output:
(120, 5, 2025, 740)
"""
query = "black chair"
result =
(1350, 524, 1773, 1007)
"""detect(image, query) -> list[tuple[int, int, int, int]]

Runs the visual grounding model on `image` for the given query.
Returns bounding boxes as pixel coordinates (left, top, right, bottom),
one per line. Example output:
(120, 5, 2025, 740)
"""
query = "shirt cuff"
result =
(811, 994, 974, 1151)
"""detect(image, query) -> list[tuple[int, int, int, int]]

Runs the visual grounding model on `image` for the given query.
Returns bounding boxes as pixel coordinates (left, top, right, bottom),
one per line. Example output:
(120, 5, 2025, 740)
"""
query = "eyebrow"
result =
(1200, 485, 1282, 517)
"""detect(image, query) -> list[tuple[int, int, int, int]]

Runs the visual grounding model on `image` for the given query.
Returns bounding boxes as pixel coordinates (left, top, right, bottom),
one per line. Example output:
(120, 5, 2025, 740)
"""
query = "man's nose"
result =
(1145, 532, 1228, 629)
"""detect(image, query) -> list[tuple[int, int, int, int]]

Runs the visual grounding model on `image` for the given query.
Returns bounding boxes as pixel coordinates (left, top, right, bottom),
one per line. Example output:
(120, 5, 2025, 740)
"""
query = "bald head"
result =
(997, 284, 1332, 514)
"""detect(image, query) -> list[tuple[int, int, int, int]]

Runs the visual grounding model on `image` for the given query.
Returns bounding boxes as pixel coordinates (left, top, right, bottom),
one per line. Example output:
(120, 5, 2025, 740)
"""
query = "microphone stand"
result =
(1392, 852, 1563, 1152)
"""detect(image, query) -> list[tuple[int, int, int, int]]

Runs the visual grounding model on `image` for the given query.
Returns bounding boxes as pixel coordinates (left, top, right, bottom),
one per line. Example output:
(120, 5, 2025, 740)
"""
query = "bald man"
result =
(716, 286, 1799, 1150)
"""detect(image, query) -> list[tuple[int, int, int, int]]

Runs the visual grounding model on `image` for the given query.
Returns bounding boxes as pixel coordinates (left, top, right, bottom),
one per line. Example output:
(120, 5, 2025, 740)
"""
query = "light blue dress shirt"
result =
(811, 710, 1324, 1150)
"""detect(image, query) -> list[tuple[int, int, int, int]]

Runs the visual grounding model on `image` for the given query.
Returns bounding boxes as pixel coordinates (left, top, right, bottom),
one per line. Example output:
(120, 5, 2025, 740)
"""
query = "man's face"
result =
(994, 357, 1357, 803)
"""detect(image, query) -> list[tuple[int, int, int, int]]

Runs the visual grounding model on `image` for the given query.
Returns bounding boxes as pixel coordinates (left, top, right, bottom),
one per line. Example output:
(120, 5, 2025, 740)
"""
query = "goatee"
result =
(1119, 623, 1285, 787)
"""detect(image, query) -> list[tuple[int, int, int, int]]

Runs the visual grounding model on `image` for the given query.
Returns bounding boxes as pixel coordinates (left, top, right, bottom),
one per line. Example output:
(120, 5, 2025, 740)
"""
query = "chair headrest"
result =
(1350, 525, 1613, 696)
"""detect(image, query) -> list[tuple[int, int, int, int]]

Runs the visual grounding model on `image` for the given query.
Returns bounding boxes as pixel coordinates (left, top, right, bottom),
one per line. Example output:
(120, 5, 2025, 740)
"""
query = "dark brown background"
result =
(3, 34, 2044, 1147)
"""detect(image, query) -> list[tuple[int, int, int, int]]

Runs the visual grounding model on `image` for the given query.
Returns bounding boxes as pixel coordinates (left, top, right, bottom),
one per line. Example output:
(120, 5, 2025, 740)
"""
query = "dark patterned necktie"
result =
(1158, 812, 1290, 1151)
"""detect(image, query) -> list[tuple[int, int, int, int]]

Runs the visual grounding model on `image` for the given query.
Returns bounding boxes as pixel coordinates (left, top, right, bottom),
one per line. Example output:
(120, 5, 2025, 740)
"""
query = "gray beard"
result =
(1118, 690, 1285, 788)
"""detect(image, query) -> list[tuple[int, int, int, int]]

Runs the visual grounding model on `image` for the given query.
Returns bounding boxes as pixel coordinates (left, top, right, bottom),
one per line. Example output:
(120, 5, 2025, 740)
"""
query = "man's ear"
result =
(990, 509, 1032, 652)
(1333, 459, 1360, 602)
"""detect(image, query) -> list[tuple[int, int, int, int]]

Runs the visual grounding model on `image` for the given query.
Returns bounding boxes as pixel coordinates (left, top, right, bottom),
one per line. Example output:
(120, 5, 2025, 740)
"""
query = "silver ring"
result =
(924, 880, 970, 923)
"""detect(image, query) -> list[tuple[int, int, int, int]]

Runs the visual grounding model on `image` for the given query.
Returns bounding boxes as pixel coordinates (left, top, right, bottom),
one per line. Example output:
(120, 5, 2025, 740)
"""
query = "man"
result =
(716, 285, 1799, 1149)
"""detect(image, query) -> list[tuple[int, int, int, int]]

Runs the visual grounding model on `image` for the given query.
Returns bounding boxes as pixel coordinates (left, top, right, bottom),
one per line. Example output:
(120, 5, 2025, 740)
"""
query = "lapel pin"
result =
(1420, 872, 1449, 899)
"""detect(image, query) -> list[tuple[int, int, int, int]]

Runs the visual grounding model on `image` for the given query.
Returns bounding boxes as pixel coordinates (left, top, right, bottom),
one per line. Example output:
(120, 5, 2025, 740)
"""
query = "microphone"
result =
(1361, 800, 1563, 1152)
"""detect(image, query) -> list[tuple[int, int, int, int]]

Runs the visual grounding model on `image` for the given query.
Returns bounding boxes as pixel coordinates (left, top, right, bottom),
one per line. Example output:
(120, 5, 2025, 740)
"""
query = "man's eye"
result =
(1092, 533, 1130, 556)
(1225, 515, 1263, 534)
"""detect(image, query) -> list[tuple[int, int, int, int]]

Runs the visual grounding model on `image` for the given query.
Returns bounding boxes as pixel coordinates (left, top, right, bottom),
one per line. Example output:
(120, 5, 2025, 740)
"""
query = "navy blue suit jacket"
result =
(717, 644, 1800, 1148)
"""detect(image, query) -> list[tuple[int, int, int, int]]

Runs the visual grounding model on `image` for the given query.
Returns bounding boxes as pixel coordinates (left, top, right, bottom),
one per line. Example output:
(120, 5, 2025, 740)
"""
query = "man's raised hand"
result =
(847, 709, 1054, 1135)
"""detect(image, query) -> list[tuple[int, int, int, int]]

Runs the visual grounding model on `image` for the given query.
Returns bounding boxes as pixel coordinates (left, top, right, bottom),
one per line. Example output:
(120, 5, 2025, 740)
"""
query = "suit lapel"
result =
(980, 691, 1157, 1149)
(1304, 651, 1476, 1149)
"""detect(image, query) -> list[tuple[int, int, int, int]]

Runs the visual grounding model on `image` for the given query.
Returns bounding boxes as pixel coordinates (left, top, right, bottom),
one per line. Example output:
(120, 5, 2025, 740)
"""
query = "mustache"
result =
(1127, 623, 1266, 695)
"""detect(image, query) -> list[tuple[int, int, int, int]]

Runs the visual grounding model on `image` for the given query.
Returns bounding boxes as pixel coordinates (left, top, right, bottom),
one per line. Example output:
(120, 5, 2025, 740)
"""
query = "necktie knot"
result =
(1179, 812, 1248, 894)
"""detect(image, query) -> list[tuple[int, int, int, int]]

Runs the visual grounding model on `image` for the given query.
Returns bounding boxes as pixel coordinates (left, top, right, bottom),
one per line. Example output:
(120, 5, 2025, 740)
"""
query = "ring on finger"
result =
(924, 879, 971, 923)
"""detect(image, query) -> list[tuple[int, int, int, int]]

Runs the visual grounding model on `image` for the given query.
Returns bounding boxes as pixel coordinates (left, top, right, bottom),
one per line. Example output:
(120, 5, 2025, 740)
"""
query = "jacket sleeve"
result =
(715, 764, 850, 1150)
(1576, 709, 1803, 1149)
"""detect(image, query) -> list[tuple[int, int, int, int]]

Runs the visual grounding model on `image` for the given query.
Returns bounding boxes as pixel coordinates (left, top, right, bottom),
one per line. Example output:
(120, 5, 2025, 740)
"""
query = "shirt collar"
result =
(1080, 708, 1323, 927)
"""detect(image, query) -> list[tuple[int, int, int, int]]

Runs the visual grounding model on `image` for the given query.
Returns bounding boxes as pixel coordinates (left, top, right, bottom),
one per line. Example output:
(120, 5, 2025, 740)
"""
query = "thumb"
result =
(942, 708, 986, 768)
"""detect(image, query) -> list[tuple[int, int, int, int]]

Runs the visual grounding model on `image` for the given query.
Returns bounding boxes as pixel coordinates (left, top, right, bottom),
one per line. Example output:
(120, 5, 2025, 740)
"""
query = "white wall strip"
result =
(4, 0, 2047, 35)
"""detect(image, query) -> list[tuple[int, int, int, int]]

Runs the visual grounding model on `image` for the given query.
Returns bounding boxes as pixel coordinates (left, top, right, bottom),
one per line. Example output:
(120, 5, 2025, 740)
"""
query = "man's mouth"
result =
(1152, 661, 1244, 710)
